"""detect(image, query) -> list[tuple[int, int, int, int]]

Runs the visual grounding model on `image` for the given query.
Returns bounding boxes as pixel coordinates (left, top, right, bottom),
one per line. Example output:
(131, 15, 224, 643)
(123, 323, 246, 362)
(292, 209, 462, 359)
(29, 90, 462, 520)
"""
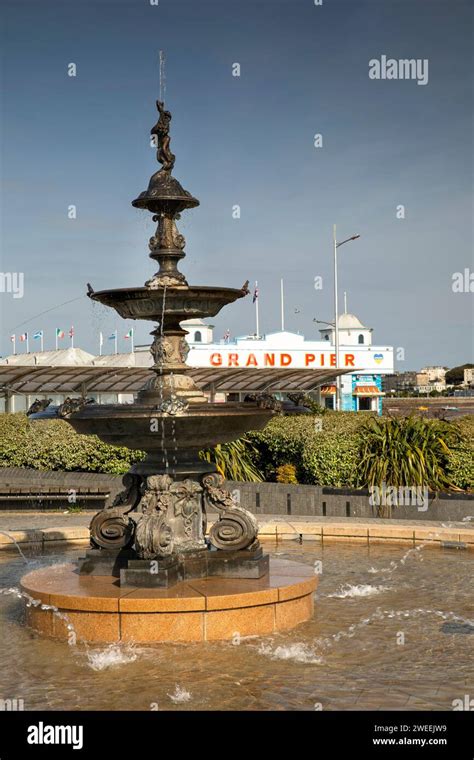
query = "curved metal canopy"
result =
(0, 366, 350, 396)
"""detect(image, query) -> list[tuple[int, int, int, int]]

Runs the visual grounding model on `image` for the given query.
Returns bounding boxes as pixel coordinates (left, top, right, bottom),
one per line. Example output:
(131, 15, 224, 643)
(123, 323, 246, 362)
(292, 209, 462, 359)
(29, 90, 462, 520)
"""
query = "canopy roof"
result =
(0, 365, 350, 396)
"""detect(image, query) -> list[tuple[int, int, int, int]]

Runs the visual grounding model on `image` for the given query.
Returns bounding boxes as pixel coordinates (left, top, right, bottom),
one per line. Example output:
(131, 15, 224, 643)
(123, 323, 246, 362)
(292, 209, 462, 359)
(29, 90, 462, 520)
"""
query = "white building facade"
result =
(186, 315, 394, 414)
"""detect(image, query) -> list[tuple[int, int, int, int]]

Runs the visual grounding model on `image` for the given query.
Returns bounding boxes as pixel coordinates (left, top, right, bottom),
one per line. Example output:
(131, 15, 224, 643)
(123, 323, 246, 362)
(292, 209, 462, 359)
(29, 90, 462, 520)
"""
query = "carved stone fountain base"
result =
(78, 544, 269, 588)
(78, 466, 267, 588)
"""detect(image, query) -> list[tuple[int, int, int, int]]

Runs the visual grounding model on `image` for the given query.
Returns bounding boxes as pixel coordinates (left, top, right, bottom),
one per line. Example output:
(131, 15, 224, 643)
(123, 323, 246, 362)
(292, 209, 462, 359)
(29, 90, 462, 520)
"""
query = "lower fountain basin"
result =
(21, 559, 317, 642)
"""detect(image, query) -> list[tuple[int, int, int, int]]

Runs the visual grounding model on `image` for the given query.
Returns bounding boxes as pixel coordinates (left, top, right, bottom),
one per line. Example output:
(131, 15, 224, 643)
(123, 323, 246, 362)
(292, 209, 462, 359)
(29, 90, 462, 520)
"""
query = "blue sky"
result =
(0, 0, 472, 369)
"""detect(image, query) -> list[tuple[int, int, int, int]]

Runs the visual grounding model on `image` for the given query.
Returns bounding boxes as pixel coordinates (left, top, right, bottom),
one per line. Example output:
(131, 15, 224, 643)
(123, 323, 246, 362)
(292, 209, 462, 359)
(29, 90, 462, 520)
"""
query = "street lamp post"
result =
(333, 225, 360, 411)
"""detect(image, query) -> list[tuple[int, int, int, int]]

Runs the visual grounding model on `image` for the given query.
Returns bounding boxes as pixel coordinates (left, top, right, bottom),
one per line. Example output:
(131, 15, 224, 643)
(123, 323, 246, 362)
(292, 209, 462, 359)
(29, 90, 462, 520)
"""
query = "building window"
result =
(324, 334, 329, 341)
(358, 334, 364, 344)
(194, 331, 202, 342)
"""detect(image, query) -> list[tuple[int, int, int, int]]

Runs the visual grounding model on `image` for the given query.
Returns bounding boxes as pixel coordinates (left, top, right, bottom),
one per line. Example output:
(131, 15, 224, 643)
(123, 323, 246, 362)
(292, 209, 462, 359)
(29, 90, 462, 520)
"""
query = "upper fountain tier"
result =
(90, 99, 249, 317)
(131, 100, 199, 215)
(87, 99, 254, 406)
(132, 169, 199, 215)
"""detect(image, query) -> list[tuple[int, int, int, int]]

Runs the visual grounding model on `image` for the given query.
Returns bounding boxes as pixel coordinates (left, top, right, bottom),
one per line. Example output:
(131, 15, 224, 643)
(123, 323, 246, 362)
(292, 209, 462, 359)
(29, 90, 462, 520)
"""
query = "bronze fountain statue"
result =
(30, 98, 274, 587)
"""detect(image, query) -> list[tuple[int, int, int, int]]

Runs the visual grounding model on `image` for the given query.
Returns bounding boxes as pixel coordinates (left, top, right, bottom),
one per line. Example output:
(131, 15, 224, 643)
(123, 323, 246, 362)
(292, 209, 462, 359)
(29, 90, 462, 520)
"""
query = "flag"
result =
(10, 334, 15, 342)
(19, 332, 28, 342)
(223, 329, 230, 343)
(253, 286, 259, 303)
(108, 331, 117, 340)
(124, 328, 134, 339)
(56, 328, 65, 339)
(68, 326, 74, 338)
(33, 330, 43, 340)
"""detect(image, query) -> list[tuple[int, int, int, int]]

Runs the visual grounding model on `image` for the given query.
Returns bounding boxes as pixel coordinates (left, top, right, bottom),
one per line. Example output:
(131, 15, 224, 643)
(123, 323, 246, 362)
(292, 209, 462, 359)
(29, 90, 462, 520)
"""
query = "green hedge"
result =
(445, 416, 474, 491)
(247, 413, 366, 487)
(0, 412, 472, 491)
(248, 412, 474, 491)
(0, 414, 145, 474)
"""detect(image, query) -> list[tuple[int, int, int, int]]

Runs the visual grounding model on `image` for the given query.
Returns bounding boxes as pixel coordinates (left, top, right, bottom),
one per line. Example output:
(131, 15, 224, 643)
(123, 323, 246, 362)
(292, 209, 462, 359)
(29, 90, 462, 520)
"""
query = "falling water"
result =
(167, 685, 192, 704)
(257, 607, 474, 664)
(323, 607, 474, 647)
(0, 532, 29, 563)
(368, 542, 427, 576)
(158, 284, 169, 470)
(83, 643, 140, 670)
(0, 586, 78, 645)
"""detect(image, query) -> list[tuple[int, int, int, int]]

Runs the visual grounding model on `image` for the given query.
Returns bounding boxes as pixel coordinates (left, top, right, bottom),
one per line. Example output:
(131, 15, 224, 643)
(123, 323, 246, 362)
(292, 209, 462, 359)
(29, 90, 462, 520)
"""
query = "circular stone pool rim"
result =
(20, 559, 317, 643)
(2, 520, 473, 554)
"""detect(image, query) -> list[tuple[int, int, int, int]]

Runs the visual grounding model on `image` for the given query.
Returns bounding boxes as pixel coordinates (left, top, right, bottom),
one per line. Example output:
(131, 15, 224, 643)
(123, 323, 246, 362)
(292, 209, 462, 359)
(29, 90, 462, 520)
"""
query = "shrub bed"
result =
(0, 414, 145, 474)
(0, 412, 472, 491)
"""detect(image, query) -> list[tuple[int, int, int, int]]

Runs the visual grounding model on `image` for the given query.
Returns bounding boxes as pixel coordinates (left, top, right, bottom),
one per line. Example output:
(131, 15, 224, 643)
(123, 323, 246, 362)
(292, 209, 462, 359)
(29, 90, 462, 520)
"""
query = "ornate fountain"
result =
(22, 96, 318, 642)
(33, 99, 274, 587)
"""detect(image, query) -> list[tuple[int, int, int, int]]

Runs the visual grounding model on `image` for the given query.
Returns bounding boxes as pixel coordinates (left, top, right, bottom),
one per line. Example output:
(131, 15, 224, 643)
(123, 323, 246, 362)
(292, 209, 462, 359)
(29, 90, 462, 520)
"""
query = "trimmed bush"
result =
(0, 414, 145, 474)
(0, 411, 472, 492)
(248, 412, 365, 486)
(248, 412, 473, 491)
(446, 416, 474, 490)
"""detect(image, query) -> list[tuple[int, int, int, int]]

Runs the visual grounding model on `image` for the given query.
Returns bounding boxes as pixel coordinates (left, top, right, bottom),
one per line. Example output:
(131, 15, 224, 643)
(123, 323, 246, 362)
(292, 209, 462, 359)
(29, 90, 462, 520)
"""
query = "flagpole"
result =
(255, 280, 260, 338)
(115, 330, 118, 355)
(131, 329, 134, 353)
(280, 278, 285, 331)
(40, 333, 44, 352)
(12, 337, 16, 355)
(70, 327, 74, 349)
(99, 332, 103, 356)
(55, 331, 58, 351)
(26, 333, 29, 354)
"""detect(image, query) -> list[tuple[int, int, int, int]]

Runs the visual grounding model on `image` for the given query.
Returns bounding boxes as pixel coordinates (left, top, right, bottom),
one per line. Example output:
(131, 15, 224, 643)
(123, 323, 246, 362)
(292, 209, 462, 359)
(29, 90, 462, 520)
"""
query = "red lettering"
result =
(246, 353, 258, 367)
(228, 353, 239, 367)
(280, 353, 292, 366)
(330, 353, 336, 366)
(345, 353, 355, 367)
(320, 353, 325, 366)
(305, 353, 316, 366)
(210, 353, 222, 366)
(264, 353, 275, 366)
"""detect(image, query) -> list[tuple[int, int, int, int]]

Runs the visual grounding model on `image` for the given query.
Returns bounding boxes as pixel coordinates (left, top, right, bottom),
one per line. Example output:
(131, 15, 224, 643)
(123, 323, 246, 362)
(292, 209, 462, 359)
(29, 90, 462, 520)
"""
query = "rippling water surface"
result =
(0, 541, 473, 711)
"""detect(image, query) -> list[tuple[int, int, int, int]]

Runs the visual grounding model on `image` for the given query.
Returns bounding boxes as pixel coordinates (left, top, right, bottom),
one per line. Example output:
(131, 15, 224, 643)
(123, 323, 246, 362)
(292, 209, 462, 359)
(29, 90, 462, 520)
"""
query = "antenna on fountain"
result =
(159, 50, 166, 105)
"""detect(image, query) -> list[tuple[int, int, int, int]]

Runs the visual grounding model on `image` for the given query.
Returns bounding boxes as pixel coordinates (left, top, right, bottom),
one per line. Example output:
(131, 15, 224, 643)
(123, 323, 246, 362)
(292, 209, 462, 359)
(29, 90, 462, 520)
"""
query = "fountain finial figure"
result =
(151, 100, 176, 172)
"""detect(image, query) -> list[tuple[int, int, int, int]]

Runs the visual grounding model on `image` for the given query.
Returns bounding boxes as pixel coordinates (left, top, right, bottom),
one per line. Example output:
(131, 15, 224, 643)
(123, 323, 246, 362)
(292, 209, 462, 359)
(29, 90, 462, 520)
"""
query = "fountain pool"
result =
(1, 540, 472, 711)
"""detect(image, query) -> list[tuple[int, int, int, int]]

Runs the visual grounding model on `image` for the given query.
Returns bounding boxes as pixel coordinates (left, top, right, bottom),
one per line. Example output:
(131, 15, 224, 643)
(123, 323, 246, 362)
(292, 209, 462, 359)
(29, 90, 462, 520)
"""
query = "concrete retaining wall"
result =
(225, 481, 474, 522)
(0, 469, 472, 521)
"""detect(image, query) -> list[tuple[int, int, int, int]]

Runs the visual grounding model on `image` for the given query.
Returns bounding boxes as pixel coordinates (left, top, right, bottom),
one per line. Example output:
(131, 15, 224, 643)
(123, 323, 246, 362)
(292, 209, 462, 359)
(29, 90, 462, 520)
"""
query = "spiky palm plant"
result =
(357, 415, 461, 491)
(199, 436, 263, 482)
